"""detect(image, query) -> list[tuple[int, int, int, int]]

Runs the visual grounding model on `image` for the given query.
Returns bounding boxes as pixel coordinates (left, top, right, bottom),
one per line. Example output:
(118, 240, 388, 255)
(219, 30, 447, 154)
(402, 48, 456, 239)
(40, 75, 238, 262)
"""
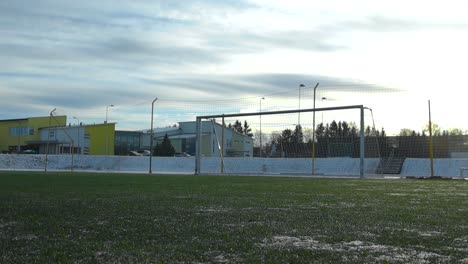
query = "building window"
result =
(9, 126, 34, 136)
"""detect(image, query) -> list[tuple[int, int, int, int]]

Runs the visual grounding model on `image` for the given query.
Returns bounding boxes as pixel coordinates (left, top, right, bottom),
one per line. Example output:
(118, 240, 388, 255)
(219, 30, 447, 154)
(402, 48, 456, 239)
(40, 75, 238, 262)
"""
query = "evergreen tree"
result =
(292, 124, 304, 143)
(329, 121, 339, 137)
(278, 129, 293, 144)
(231, 120, 243, 134)
(153, 134, 176, 157)
(315, 123, 325, 137)
(243, 120, 253, 137)
(229, 120, 254, 138)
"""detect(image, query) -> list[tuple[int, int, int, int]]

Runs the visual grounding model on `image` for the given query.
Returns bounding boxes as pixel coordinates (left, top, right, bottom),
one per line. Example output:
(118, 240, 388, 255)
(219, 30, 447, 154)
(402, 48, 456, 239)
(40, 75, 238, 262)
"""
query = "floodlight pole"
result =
(428, 100, 434, 178)
(321, 97, 327, 124)
(149, 98, 158, 174)
(73, 117, 80, 154)
(299, 84, 304, 127)
(195, 117, 202, 175)
(105, 104, 114, 155)
(311, 82, 320, 176)
(259, 97, 265, 157)
(45, 108, 56, 173)
(105, 104, 114, 124)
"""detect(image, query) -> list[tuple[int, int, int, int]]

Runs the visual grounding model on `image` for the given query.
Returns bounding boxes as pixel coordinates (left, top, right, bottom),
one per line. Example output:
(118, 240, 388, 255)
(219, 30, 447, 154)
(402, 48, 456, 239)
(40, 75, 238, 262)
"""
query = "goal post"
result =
(195, 105, 366, 177)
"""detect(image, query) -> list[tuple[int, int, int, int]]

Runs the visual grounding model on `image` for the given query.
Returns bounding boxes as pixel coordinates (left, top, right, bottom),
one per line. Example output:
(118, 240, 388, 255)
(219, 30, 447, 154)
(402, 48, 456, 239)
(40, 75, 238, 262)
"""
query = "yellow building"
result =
(0, 116, 115, 155)
(38, 123, 115, 155)
(0, 116, 66, 153)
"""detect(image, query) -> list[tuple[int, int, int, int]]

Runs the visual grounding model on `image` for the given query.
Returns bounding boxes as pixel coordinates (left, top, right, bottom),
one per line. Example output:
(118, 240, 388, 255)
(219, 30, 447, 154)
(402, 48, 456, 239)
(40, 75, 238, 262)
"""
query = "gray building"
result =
(138, 121, 253, 157)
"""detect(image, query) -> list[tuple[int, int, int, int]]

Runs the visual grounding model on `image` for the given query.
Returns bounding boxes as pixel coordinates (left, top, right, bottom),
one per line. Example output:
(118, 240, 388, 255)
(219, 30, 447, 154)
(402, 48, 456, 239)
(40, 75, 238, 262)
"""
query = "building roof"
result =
(38, 122, 116, 130)
(167, 134, 197, 139)
(138, 127, 180, 134)
(0, 115, 67, 123)
(0, 118, 29, 123)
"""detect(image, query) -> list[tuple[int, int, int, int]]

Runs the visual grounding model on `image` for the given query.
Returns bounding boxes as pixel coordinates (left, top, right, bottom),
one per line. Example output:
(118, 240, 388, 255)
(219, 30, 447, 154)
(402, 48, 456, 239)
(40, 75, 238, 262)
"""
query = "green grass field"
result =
(0, 172, 467, 263)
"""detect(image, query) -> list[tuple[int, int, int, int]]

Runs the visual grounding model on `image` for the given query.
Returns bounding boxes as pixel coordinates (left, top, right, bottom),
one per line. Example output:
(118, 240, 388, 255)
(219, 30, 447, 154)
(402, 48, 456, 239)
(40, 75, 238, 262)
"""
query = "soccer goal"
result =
(195, 105, 378, 177)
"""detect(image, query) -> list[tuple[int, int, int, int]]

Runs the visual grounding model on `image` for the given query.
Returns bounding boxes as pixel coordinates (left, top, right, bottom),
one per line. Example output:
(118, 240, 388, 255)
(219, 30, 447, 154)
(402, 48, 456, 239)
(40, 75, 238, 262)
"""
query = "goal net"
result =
(195, 105, 381, 177)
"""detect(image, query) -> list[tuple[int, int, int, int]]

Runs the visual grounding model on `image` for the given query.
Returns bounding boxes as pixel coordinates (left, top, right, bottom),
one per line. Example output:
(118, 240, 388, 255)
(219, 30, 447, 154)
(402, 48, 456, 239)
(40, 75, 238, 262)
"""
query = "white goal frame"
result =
(195, 105, 366, 177)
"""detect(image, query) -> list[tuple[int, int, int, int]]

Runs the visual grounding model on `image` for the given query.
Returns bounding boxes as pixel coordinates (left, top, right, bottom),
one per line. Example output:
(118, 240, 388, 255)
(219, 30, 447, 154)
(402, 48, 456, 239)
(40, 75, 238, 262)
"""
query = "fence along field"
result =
(0, 172, 467, 263)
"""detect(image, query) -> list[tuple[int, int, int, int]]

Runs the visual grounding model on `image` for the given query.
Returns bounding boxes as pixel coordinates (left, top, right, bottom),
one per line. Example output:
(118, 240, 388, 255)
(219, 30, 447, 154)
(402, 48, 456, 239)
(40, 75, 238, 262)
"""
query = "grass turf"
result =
(0, 172, 467, 263)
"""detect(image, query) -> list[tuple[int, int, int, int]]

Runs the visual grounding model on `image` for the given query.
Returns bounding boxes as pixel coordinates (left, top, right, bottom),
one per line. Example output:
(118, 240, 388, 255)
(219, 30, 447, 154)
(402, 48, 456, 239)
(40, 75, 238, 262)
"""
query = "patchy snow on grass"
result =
(267, 207, 291, 211)
(174, 195, 197, 199)
(0, 221, 17, 228)
(337, 202, 356, 208)
(258, 236, 338, 251)
(355, 231, 378, 238)
(197, 206, 230, 213)
(453, 235, 468, 247)
(213, 254, 229, 263)
(12, 234, 37, 241)
(387, 193, 412, 196)
(392, 228, 445, 237)
(418, 231, 444, 237)
(258, 236, 452, 263)
(204, 251, 243, 264)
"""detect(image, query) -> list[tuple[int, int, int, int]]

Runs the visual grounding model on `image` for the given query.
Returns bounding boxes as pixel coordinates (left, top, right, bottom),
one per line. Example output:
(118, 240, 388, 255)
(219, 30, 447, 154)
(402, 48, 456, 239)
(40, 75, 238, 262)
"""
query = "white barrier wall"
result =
(0, 154, 467, 177)
(0, 154, 379, 176)
(402, 158, 468, 177)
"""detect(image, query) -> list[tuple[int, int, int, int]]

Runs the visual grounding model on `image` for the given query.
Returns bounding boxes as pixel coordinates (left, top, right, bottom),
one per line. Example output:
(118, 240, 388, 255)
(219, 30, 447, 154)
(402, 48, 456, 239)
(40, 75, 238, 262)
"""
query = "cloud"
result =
(138, 73, 401, 102)
(0, 0, 464, 133)
(330, 16, 468, 33)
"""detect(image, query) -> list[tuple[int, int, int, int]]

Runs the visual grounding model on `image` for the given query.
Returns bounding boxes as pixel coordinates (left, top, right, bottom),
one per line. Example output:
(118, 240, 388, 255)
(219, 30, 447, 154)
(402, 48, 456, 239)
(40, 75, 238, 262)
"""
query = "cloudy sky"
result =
(1, 0, 467, 134)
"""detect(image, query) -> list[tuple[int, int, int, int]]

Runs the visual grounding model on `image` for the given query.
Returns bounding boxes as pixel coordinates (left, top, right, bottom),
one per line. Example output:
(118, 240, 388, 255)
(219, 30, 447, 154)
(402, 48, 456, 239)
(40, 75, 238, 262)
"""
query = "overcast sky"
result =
(1, 0, 467, 134)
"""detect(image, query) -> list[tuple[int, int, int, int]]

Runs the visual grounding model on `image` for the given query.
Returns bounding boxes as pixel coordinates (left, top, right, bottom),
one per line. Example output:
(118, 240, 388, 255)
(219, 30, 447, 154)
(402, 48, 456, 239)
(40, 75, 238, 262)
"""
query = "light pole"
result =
(299, 84, 305, 127)
(259, 97, 265, 158)
(45, 108, 56, 172)
(105, 104, 114, 155)
(321, 97, 327, 124)
(149, 97, 158, 174)
(428, 100, 434, 178)
(311, 82, 320, 176)
(73, 117, 80, 154)
(17, 120, 23, 153)
(105, 104, 114, 124)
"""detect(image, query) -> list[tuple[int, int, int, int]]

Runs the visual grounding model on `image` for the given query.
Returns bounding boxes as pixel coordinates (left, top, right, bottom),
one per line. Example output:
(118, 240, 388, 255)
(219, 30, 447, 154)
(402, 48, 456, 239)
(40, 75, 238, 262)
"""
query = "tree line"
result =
(151, 120, 468, 158)
(258, 121, 467, 158)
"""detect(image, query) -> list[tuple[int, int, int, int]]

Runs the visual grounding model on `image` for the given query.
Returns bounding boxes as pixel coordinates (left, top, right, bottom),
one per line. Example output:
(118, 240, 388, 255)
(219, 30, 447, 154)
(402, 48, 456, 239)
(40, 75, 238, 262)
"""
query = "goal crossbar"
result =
(197, 105, 365, 119)
(195, 105, 366, 177)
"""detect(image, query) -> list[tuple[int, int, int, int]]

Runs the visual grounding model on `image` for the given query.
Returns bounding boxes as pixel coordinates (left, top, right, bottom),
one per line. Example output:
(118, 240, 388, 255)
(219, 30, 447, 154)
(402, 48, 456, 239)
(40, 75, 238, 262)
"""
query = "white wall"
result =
(0, 154, 466, 177)
(402, 158, 468, 177)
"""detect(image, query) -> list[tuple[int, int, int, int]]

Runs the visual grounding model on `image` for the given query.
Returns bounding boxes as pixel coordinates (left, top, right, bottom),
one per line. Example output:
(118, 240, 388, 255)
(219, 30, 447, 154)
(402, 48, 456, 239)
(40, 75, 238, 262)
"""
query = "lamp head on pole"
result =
(73, 116, 79, 125)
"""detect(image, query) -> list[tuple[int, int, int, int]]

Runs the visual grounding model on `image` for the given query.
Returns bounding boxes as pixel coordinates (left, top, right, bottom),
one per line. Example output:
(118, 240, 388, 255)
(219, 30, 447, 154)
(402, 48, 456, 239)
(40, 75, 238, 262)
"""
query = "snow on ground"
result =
(258, 236, 452, 263)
